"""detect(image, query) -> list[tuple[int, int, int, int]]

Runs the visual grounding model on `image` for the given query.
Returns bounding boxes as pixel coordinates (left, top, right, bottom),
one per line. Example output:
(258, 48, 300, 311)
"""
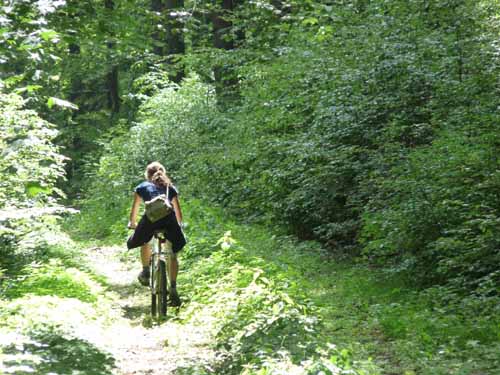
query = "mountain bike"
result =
(150, 230, 172, 317)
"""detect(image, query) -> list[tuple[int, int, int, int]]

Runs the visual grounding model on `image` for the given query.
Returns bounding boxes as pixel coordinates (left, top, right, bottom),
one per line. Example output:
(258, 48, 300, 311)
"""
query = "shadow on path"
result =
(2, 326, 115, 375)
(105, 281, 151, 321)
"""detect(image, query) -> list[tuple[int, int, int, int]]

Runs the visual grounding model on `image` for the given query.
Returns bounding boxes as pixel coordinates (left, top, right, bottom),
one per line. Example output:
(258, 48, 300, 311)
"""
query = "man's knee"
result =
(127, 236, 137, 250)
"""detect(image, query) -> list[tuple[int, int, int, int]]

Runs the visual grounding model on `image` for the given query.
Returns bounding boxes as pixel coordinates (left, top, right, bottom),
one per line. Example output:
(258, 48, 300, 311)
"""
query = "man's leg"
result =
(137, 242, 152, 286)
(140, 242, 151, 268)
(128, 216, 154, 286)
(170, 256, 178, 285)
(165, 241, 181, 306)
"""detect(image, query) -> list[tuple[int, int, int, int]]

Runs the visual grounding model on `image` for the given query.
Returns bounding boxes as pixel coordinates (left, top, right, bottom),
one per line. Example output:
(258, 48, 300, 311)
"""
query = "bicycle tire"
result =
(158, 260, 168, 316)
(151, 291, 157, 316)
(151, 253, 157, 317)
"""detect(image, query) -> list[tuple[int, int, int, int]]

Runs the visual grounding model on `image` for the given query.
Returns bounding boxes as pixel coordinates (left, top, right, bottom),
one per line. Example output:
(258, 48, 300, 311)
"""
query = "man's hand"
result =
(128, 221, 137, 229)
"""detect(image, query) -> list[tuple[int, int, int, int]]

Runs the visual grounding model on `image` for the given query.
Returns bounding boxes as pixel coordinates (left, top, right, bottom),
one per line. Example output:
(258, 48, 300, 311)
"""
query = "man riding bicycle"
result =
(127, 161, 186, 307)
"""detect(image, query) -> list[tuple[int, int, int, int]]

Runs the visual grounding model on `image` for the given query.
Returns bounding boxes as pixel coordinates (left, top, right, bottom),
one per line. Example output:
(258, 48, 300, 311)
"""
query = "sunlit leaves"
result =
(0, 90, 67, 210)
(39, 29, 59, 43)
(47, 96, 78, 110)
(35, 0, 66, 15)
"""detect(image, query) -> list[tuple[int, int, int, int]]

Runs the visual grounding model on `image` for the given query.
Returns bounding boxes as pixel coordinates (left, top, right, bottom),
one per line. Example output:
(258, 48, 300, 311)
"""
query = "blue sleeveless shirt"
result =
(135, 181, 178, 203)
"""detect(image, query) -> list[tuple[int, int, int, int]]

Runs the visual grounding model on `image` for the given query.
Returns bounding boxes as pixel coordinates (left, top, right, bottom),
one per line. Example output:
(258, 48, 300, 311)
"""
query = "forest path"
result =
(85, 244, 214, 375)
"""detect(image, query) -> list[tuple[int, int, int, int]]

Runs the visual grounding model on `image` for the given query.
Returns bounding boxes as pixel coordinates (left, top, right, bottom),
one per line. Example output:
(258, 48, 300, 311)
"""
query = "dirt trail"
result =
(87, 245, 215, 375)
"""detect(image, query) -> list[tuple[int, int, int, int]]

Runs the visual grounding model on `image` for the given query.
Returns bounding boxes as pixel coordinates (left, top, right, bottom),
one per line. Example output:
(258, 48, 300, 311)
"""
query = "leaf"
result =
(25, 182, 52, 198)
(301, 17, 318, 26)
(40, 29, 59, 42)
(47, 97, 79, 110)
(14, 85, 43, 94)
(282, 293, 294, 306)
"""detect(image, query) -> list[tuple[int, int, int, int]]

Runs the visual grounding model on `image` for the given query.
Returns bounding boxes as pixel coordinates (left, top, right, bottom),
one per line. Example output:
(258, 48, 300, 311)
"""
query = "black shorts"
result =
(127, 213, 186, 253)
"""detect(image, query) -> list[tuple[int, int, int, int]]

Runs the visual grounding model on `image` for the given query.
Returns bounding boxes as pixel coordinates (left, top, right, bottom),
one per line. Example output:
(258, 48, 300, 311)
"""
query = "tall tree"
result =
(151, 0, 164, 55)
(165, 0, 185, 83)
(211, 0, 243, 105)
(105, 0, 120, 113)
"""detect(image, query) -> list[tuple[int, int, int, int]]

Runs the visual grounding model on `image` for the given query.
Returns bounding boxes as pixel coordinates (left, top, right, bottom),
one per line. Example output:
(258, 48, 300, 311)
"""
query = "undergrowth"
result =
(0, 224, 118, 375)
(1, 199, 498, 375)
(174, 199, 500, 375)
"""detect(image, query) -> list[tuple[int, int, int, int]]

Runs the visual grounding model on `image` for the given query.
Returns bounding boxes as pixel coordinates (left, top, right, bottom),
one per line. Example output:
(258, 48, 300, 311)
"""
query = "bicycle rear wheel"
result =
(158, 260, 168, 316)
(151, 253, 157, 317)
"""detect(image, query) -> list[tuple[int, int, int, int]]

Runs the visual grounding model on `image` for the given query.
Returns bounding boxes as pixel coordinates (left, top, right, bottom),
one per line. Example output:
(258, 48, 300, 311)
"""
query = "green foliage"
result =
(4, 0, 499, 292)
(171, 199, 499, 374)
(314, 265, 500, 375)
(5, 259, 98, 303)
(67, 4, 500, 373)
(0, 88, 69, 266)
(361, 126, 500, 291)
(0, 226, 117, 375)
(0, 90, 66, 209)
(0, 235, 116, 375)
(5, 0, 498, 297)
(0, 220, 104, 306)
(0, 325, 115, 375)
(82, 0, 500, 293)
(173, 200, 380, 375)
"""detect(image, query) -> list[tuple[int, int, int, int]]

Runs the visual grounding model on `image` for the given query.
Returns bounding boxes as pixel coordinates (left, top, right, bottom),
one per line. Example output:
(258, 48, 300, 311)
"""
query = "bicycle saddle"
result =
(153, 230, 167, 240)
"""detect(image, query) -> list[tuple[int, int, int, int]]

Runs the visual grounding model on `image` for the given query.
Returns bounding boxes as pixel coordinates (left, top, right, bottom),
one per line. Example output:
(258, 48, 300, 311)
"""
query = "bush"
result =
(0, 90, 66, 210)
(0, 88, 68, 261)
(361, 126, 500, 291)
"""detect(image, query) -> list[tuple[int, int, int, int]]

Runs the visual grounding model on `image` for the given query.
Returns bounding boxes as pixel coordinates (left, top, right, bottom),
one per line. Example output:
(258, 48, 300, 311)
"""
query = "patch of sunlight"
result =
(241, 346, 381, 375)
(15, 224, 76, 258)
(1, 353, 43, 373)
(0, 294, 116, 335)
(242, 350, 343, 375)
(0, 323, 115, 375)
(32, 225, 74, 247)
(2, 364, 37, 374)
(7, 259, 105, 303)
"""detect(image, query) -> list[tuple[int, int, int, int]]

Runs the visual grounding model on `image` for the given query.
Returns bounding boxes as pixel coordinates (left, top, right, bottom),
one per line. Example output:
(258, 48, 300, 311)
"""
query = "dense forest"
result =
(1, 1, 499, 374)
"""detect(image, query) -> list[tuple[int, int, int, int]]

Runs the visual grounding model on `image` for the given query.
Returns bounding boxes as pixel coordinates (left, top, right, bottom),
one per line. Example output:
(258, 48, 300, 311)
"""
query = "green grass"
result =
(176, 199, 500, 375)
(0, 225, 118, 375)
(5, 259, 99, 303)
(1, 226, 107, 304)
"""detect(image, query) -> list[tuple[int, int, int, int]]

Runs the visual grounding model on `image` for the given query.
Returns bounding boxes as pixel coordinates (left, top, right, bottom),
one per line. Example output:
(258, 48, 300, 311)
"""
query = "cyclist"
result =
(127, 161, 186, 306)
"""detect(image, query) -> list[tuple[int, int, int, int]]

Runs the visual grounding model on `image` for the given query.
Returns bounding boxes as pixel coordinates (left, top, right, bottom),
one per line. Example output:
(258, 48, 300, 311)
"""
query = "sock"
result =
(142, 266, 149, 274)
(171, 281, 177, 289)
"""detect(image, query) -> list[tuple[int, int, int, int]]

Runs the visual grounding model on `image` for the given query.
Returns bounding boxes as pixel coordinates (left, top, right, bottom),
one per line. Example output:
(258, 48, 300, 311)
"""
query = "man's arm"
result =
(172, 196, 183, 225)
(128, 192, 141, 229)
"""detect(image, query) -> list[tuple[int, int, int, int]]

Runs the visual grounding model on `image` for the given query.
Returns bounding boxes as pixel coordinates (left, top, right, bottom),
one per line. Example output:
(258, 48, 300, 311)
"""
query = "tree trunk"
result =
(213, 0, 234, 50)
(68, 42, 82, 104)
(151, 0, 164, 55)
(212, 0, 243, 106)
(105, 0, 120, 113)
(165, 0, 185, 83)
